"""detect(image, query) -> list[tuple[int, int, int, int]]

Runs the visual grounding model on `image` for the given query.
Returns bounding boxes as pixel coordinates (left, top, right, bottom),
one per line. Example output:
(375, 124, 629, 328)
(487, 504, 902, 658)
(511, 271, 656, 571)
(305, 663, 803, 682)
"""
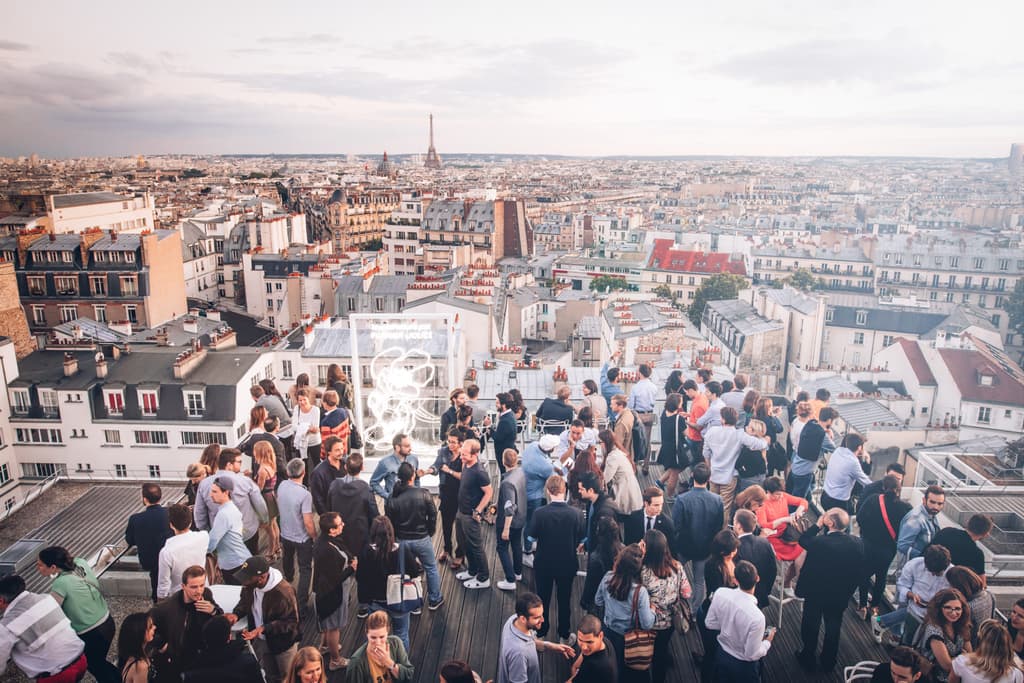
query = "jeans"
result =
(456, 512, 488, 581)
(403, 536, 442, 603)
(370, 601, 410, 653)
(737, 475, 765, 494)
(244, 532, 260, 556)
(81, 615, 119, 683)
(523, 498, 545, 553)
(652, 627, 674, 683)
(535, 570, 574, 639)
(440, 502, 460, 557)
(689, 558, 707, 611)
(687, 438, 703, 469)
(859, 546, 895, 608)
(787, 471, 814, 501)
(281, 537, 313, 607)
(716, 648, 761, 682)
(496, 526, 523, 582)
(799, 600, 844, 668)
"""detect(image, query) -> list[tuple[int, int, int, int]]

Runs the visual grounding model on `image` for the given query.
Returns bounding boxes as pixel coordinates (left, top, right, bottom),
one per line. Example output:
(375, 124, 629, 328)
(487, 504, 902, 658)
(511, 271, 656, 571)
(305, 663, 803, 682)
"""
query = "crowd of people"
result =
(2, 363, 1022, 683)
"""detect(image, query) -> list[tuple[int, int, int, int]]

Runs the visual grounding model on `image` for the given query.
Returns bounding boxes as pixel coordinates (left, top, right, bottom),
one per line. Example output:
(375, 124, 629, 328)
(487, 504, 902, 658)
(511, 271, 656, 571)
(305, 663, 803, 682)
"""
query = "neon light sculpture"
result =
(362, 346, 439, 451)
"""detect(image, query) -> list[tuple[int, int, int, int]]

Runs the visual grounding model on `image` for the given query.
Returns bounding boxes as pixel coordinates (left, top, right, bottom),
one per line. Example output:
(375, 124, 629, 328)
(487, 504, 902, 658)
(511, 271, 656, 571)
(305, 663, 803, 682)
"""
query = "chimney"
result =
(95, 352, 108, 379)
(63, 352, 78, 376)
(303, 323, 315, 350)
(183, 317, 199, 335)
(109, 320, 133, 336)
(155, 327, 169, 346)
(205, 309, 222, 323)
(173, 344, 208, 379)
(209, 326, 237, 350)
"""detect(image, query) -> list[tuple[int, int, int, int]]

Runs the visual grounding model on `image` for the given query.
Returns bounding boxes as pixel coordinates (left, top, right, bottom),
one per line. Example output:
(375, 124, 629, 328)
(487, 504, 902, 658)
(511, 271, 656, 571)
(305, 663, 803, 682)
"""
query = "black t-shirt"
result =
(931, 527, 985, 575)
(458, 462, 490, 514)
(575, 642, 617, 683)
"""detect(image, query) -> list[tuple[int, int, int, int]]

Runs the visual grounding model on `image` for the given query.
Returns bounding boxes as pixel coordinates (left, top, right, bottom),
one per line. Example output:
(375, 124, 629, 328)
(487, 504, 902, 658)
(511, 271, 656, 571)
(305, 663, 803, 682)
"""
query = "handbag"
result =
(385, 542, 423, 613)
(205, 552, 224, 586)
(671, 597, 693, 634)
(348, 421, 363, 450)
(779, 512, 811, 543)
(623, 586, 656, 671)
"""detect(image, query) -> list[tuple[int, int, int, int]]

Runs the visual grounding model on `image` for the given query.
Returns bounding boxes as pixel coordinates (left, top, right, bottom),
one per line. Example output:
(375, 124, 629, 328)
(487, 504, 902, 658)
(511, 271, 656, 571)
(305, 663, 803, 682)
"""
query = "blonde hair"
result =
(502, 448, 519, 469)
(964, 619, 1019, 680)
(746, 419, 766, 438)
(253, 441, 275, 471)
(186, 462, 207, 478)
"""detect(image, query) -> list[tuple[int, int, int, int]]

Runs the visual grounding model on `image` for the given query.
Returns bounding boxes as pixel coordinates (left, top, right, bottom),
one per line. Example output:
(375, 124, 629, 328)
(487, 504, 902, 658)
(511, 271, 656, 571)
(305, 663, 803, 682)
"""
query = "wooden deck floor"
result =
(306, 463, 890, 682)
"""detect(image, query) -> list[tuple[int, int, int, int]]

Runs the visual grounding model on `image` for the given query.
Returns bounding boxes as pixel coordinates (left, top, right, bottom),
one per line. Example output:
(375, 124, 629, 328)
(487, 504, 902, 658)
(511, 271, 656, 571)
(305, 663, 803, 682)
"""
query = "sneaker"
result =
(871, 616, 884, 644)
(328, 657, 349, 671)
(411, 607, 422, 615)
(515, 573, 523, 581)
(560, 633, 577, 648)
(496, 579, 516, 591)
(464, 578, 491, 589)
(357, 606, 369, 619)
(522, 554, 535, 568)
(428, 597, 444, 610)
(456, 570, 472, 581)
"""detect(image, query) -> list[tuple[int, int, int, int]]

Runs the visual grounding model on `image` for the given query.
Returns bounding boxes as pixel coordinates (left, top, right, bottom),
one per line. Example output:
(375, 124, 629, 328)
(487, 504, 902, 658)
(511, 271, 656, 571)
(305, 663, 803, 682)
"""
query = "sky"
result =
(1, 0, 1022, 158)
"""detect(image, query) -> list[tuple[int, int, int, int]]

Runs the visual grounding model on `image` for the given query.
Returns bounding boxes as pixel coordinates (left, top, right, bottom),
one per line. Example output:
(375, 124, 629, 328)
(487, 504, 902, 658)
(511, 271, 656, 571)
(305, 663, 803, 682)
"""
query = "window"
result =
(185, 391, 205, 417)
(38, 390, 58, 417)
(1005, 410, 1013, 419)
(977, 407, 991, 424)
(90, 276, 107, 296)
(148, 465, 161, 479)
(0, 464, 8, 486)
(347, 297, 356, 312)
(997, 278, 1007, 291)
(946, 292, 954, 302)
(965, 276, 973, 288)
(134, 430, 168, 445)
(120, 276, 138, 296)
(267, 316, 275, 328)
(266, 299, 274, 311)
(998, 259, 1009, 271)
(913, 255, 922, 266)
(27, 275, 46, 295)
(55, 276, 78, 295)
(104, 430, 121, 445)
(281, 360, 293, 378)
(59, 305, 77, 323)
(929, 291, 938, 301)
(275, 282, 282, 291)
(10, 389, 30, 415)
(31, 305, 45, 325)
(139, 390, 158, 416)
(125, 305, 137, 323)
(105, 391, 125, 415)
(855, 311, 867, 326)
(374, 297, 385, 312)
(894, 254, 903, 265)
(20, 462, 66, 478)
(973, 257, 984, 269)
(15, 428, 63, 444)
(115, 464, 127, 478)
(265, 283, 273, 293)
(825, 308, 834, 322)
(882, 335, 894, 347)
(181, 431, 227, 446)
(853, 332, 865, 345)
(950, 257, 960, 268)
(991, 314, 1001, 327)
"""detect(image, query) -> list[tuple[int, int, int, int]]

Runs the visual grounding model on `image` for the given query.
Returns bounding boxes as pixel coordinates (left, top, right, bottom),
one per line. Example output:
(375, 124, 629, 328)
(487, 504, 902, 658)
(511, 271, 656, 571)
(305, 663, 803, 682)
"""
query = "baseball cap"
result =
(212, 475, 234, 492)
(538, 434, 560, 453)
(232, 555, 269, 583)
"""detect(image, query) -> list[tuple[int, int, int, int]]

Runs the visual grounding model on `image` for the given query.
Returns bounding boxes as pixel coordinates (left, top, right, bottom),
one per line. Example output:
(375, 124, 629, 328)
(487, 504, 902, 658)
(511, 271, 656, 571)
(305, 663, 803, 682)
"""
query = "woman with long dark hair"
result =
(288, 372, 322, 407)
(698, 530, 740, 682)
(655, 392, 688, 498)
(581, 515, 621, 611)
(916, 588, 973, 682)
(509, 388, 529, 436)
(576, 379, 607, 422)
(596, 545, 655, 683)
(326, 363, 353, 411)
(568, 445, 603, 507)
(36, 546, 120, 683)
(355, 516, 422, 654)
(641, 529, 691, 683)
(117, 612, 155, 683)
(199, 442, 221, 476)
(423, 428, 465, 568)
(599, 429, 642, 516)
(313, 512, 356, 672)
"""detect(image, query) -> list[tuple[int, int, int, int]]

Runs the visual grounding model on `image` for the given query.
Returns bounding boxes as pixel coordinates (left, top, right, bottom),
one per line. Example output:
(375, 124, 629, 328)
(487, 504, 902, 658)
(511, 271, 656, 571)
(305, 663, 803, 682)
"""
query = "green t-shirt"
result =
(50, 558, 109, 633)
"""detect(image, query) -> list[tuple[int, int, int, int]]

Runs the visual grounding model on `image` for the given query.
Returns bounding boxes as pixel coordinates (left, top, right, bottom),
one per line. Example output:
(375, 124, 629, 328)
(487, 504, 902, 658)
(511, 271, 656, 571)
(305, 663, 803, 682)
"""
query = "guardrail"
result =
(95, 488, 190, 579)
(0, 472, 63, 523)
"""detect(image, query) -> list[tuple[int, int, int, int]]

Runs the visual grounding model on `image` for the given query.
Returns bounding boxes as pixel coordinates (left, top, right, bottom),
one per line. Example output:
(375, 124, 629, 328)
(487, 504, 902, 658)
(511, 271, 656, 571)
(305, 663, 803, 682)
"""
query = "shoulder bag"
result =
(385, 542, 423, 613)
(623, 585, 656, 671)
(779, 511, 811, 543)
(879, 496, 897, 540)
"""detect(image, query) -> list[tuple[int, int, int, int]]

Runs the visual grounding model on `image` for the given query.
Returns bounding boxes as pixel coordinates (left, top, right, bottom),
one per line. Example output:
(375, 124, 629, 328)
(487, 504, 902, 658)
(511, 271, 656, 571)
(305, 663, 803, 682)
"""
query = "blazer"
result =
(795, 526, 864, 610)
(672, 487, 724, 562)
(527, 501, 585, 576)
(623, 510, 676, 549)
(536, 398, 575, 432)
(584, 494, 619, 552)
(490, 411, 518, 457)
(125, 504, 172, 571)
(737, 533, 777, 608)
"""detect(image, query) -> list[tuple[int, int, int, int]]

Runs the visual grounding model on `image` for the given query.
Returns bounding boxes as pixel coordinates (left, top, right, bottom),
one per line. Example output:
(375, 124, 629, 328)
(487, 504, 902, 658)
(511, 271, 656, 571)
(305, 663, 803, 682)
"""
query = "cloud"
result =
(0, 40, 30, 51)
(0, 62, 136, 106)
(259, 33, 341, 46)
(106, 51, 161, 72)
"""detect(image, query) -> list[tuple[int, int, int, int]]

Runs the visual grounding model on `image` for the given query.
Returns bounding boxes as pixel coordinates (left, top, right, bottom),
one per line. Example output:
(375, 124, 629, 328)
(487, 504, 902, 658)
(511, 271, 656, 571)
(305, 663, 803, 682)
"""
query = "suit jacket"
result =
(125, 504, 172, 571)
(491, 411, 518, 458)
(623, 510, 676, 549)
(536, 398, 575, 432)
(527, 501, 585, 576)
(737, 533, 777, 608)
(795, 526, 864, 610)
(671, 487, 724, 562)
(584, 494, 619, 553)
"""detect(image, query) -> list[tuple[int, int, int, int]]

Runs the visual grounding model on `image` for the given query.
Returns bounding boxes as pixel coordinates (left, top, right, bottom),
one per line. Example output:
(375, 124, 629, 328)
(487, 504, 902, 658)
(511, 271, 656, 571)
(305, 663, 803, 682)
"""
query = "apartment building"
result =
(326, 187, 401, 252)
(701, 299, 786, 392)
(382, 191, 428, 276)
(420, 199, 533, 264)
(641, 238, 748, 302)
(751, 245, 875, 292)
(48, 192, 156, 235)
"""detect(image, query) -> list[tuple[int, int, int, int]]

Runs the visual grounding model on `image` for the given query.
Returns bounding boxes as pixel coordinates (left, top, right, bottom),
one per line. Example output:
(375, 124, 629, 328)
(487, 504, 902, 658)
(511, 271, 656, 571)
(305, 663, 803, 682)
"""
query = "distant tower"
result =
(376, 151, 396, 179)
(424, 114, 442, 169)
(1010, 143, 1024, 175)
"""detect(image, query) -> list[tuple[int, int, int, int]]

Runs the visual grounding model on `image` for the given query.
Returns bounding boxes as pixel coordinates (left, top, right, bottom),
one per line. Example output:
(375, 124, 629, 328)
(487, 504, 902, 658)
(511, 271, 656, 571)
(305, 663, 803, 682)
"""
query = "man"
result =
(821, 433, 873, 513)
(466, 383, 488, 425)
(251, 384, 293, 437)
(809, 387, 831, 421)
(194, 448, 269, 556)
(734, 509, 777, 609)
(931, 513, 991, 583)
(691, 380, 725, 433)
(857, 474, 913, 618)
(276, 458, 315, 614)
(556, 420, 598, 471)
(705, 560, 774, 682)
(786, 407, 838, 500)
(536, 385, 575, 433)
(440, 388, 470, 441)
(569, 614, 617, 682)
(487, 392, 518, 475)
(856, 462, 906, 517)
(496, 448, 527, 591)
(238, 415, 286, 481)
(627, 363, 657, 471)
(497, 592, 574, 683)
(527, 475, 585, 646)
(386, 462, 443, 610)
(599, 350, 622, 412)
(610, 394, 634, 459)
(624, 486, 676, 547)
(327, 452, 378, 573)
(150, 566, 224, 681)
(230, 556, 300, 683)
(876, 544, 951, 644)
(795, 507, 865, 672)
(672, 462, 723, 609)
(721, 373, 748, 414)
(125, 482, 172, 601)
(682, 379, 709, 467)
(521, 433, 558, 563)
(371, 433, 420, 501)
(181, 617, 262, 683)
(702, 407, 768, 523)
(206, 476, 250, 584)
(0, 574, 86, 682)
(157, 503, 209, 600)
(869, 646, 927, 683)
(577, 472, 618, 554)
(896, 484, 945, 563)
(455, 438, 493, 589)
(310, 435, 345, 514)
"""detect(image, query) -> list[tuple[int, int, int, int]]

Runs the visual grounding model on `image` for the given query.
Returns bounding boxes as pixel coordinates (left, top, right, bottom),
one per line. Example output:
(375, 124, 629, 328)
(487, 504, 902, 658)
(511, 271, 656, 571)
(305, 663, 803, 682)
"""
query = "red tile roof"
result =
(937, 346, 1024, 406)
(647, 239, 747, 275)
(895, 337, 936, 386)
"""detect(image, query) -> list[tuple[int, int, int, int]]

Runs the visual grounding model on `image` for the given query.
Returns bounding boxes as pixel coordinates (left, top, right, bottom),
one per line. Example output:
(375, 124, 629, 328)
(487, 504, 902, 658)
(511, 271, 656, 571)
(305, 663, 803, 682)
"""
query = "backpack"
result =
(796, 419, 827, 463)
(629, 410, 649, 462)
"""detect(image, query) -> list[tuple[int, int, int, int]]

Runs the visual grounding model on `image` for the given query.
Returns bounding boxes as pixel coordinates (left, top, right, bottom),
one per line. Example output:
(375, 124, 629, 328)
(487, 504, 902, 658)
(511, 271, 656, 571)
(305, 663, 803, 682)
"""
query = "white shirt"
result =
(293, 405, 321, 448)
(952, 655, 1024, 683)
(702, 426, 768, 486)
(252, 567, 284, 639)
(704, 587, 771, 662)
(0, 592, 84, 678)
(157, 530, 210, 599)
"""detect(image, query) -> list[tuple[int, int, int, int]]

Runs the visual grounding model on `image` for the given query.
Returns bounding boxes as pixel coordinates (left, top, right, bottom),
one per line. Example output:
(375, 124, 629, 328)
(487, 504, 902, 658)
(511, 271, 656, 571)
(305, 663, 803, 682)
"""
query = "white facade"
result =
(50, 192, 156, 235)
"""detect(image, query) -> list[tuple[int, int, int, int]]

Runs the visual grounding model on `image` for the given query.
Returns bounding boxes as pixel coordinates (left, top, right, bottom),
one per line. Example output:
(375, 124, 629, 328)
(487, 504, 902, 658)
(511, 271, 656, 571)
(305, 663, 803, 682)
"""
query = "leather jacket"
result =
(384, 483, 437, 540)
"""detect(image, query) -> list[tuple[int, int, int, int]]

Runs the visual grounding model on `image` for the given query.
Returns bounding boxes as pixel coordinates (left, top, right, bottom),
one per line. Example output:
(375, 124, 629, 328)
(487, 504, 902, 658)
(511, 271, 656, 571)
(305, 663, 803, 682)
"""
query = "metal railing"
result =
(0, 472, 63, 523)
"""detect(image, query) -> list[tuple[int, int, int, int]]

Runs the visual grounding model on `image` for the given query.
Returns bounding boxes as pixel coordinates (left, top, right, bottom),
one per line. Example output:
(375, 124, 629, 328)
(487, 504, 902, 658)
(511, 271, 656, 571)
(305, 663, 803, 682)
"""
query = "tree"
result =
(590, 275, 630, 293)
(1006, 279, 1024, 341)
(652, 284, 673, 299)
(688, 273, 748, 326)
(784, 268, 818, 292)
(182, 168, 206, 178)
(361, 238, 384, 251)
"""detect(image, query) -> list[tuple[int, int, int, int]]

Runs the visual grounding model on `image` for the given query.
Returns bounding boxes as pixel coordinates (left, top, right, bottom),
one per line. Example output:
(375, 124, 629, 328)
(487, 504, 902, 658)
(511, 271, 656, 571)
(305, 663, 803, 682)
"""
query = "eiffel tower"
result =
(424, 113, 442, 169)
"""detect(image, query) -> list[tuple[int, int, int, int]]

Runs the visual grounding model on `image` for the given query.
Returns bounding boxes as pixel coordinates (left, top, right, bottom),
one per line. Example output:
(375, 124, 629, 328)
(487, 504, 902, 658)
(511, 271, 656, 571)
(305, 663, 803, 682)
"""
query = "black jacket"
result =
(327, 476, 378, 557)
(313, 534, 355, 617)
(623, 510, 676, 549)
(584, 494, 618, 553)
(857, 492, 912, 555)
(795, 526, 864, 610)
(150, 588, 223, 676)
(385, 483, 438, 540)
(238, 431, 287, 480)
(490, 411, 518, 459)
(737, 533, 777, 608)
(309, 458, 344, 514)
(535, 398, 574, 432)
(182, 641, 262, 683)
(125, 504, 172, 571)
(527, 501, 585, 576)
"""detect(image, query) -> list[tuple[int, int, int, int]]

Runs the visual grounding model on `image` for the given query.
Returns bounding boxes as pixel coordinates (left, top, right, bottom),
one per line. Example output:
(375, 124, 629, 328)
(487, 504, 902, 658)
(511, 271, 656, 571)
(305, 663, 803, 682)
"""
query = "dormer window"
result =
(978, 373, 994, 387)
(138, 390, 159, 416)
(855, 310, 867, 326)
(9, 389, 30, 415)
(38, 389, 59, 417)
(184, 390, 205, 417)
(105, 389, 125, 416)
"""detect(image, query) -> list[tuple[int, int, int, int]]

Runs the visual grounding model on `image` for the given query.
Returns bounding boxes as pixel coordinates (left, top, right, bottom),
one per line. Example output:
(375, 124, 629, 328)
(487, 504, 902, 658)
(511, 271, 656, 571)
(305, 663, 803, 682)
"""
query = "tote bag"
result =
(385, 542, 423, 613)
(623, 585, 656, 670)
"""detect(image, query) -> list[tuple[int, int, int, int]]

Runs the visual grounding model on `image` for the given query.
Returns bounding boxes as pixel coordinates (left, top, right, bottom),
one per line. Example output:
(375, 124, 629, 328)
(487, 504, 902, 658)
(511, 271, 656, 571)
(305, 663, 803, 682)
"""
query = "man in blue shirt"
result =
(370, 433, 419, 500)
(821, 433, 873, 514)
(599, 350, 622, 412)
(896, 484, 945, 563)
(521, 434, 559, 562)
(672, 463, 724, 610)
(497, 592, 573, 683)
(627, 363, 657, 473)
(690, 381, 725, 433)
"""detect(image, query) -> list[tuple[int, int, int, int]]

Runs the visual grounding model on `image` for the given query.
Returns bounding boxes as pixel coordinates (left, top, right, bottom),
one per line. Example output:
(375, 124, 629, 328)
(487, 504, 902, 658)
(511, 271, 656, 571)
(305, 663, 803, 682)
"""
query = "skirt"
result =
(317, 578, 352, 630)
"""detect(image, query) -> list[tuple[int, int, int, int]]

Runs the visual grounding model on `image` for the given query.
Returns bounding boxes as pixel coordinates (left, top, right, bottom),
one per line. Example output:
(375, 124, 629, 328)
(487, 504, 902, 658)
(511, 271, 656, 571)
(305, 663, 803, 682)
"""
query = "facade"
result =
(333, 273, 413, 319)
(701, 298, 786, 392)
(570, 315, 613, 367)
(180, 221, 221, 303)
(49, 192, 156, 235)
(326, 187, 401, 252)
(382, 191, 428, 276)
(241, 248, 338, 332)
(751, 245, 875, 292)
(420, 199, 533, 264)
(752, 286, 827, 384)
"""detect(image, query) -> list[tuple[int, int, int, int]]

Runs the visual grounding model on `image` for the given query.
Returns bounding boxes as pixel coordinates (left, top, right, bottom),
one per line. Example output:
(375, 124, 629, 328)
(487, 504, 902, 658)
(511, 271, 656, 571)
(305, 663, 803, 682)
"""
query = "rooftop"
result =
(647, 238, 747, 275)
(706, 298, 786, 336)
(51, 191, 129, 209)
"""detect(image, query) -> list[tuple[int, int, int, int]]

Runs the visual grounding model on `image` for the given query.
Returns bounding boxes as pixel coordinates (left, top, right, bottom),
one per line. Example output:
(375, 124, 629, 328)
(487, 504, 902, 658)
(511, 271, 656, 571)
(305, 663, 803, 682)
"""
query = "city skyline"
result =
(1, 0, 1022, 158)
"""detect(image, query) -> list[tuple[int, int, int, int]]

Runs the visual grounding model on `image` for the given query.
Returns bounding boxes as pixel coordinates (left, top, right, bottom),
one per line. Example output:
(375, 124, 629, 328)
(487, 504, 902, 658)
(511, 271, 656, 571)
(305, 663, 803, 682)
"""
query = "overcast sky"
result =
(2, 1, 1021, 158)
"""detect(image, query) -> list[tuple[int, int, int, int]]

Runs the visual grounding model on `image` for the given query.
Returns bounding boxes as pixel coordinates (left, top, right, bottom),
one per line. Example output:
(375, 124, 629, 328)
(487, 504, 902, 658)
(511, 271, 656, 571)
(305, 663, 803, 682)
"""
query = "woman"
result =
(252, 440, 281, 559)
(292, 388, 322, 481)
(599, 429, 643, 516)
(595, 545, 655, 683)
(787, 401, 814, 461)
(36, 546, 120, 683)
(641, 530, 691, 683)
(754, 398, 786, 475)
(284, 646, 327, 683)
(734, 485, 767, 516)
(735, 419, 768, 492)
(916, 588, 973, 682)
(577, 379, 607, 422)
(664, 370, 684, 398)
(581, 515, 622, 611)
(656, 393, 688, 498)
(356, 516, 422, 654)
(568, 445, 603, 507)
(788, 390, 810, 423)
(950, 619, 1023, 683)
(287, 372, 321, 407)
(740, 389, 761, 427)
(509, 388, 529, 436)
(1008, 598, 1024, 659)
(698, 530, 740, 683)
(456, 404, 482, 443)
(199, 442, 221, 477)
(440, 388, 469, 442)
(326, 363, 353, 411)
(576, 408, 601, 462)
(346, 611, 415, 683)
(946, 566, 996, 644)
(117, 612, 156, 683)
(313, 512, 356, 672)
(756, 476, 808, 597)
(184, 462, 208, 507)
(424, 428, 464, 568)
